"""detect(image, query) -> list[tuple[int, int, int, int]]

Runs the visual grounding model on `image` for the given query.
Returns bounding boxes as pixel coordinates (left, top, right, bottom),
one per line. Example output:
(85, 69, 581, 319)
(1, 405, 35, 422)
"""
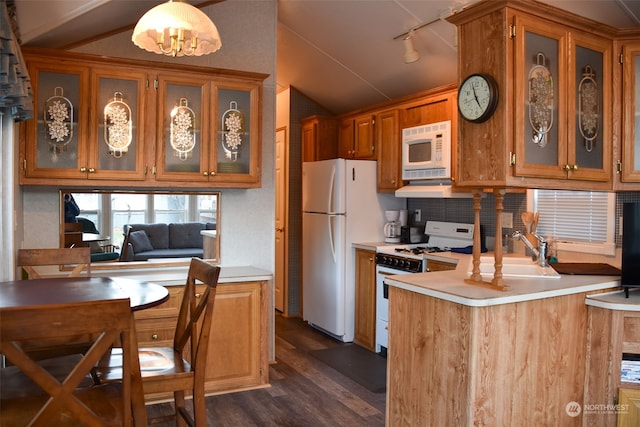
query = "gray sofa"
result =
(120, 222, 216, 261)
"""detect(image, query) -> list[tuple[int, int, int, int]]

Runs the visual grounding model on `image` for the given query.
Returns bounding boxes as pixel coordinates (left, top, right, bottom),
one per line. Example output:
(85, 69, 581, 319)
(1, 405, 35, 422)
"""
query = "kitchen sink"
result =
(470, 256, 561, 279)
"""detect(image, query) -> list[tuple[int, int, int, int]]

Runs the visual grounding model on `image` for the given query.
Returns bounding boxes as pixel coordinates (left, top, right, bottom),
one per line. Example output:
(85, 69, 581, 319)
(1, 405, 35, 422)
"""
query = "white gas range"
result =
(374, 221, 474, 354)
(375, 221, 475, 273)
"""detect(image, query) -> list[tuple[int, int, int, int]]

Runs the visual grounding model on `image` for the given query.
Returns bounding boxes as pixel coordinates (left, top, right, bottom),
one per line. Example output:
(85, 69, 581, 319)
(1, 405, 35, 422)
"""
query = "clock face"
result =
(458, 74, 498, 123)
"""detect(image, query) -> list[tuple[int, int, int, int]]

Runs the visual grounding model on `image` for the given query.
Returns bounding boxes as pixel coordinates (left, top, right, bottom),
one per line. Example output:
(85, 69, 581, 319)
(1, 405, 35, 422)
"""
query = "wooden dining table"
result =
(0, 276, 170, 426)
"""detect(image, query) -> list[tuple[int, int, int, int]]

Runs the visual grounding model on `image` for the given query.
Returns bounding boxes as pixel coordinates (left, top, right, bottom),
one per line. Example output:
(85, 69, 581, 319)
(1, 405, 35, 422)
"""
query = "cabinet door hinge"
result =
(152, 165, 157, 175)
(614, 394, 619, 405)
(154, 79, 159, 90)
(509, 24, 516, 39)
(617, 160, 623, 174)
(620, 52, 624, 65)
(509, 152, 516, 166)
(23, 159, 26, 170)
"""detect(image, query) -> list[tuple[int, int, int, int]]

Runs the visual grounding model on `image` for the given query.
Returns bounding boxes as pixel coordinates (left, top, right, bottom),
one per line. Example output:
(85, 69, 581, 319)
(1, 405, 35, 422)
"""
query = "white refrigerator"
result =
(302, 158, 403, 342)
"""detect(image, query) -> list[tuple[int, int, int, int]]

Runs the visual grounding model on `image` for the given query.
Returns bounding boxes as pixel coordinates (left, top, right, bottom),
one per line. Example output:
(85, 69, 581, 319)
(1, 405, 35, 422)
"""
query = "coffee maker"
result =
(384, 210, 401, 243)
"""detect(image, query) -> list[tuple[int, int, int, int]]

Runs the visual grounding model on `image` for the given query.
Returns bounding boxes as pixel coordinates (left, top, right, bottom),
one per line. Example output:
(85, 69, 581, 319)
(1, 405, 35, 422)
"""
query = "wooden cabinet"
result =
(154, 74, 262, 185)
(618, 388, 640, 427)
(448, 0, 614, 191)
(134, 279, 269, 400)
(20, 48, 266, 189)
(376, 109, 403, 192)
(22, 59, 148, 181)
(354, 248, 376, 351)
(619, 38, 640, 187)
(584, 303, 640, 427)
(338, 114, 376, 159)
(301, 115, 338, 162)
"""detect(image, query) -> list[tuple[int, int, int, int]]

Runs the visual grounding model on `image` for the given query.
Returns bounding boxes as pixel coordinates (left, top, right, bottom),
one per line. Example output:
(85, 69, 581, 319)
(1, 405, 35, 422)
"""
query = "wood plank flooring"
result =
(147, 313, 386, 426)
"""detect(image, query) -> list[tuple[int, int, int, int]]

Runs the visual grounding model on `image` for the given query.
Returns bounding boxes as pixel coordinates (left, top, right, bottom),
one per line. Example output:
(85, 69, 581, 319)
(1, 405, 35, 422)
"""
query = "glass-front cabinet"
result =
(23, 61, 147, 181)
(154, 77, 261, 185)
(20, 49, 266, 189)
(23, 61, 89, 180)
(513, 14, 612, 183)
(621, 40, 640, 183)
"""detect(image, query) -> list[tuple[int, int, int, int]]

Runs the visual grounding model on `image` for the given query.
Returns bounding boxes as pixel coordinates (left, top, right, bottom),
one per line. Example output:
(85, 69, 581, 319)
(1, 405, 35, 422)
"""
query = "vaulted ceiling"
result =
(12, 0, 640, 115)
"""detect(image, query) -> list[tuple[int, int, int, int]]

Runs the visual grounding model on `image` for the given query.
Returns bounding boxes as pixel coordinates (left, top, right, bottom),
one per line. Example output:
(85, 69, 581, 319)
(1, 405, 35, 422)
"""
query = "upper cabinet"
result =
(20, 49, 266, 189)
(154, 74, 262, 185)
(448, 0, 615, 191)
(301, 115, 338, 162)
(338, 114, 376, 160)
(619, 37, 640, 187)
(23, 60, 147, 182)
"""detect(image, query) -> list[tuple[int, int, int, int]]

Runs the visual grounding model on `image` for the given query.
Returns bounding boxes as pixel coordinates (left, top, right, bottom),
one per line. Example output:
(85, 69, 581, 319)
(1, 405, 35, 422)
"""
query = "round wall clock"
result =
(457, 73, 499, 123)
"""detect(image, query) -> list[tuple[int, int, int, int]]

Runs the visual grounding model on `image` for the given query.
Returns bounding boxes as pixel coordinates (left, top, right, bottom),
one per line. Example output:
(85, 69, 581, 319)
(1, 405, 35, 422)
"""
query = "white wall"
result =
(18, 0, 277, 272)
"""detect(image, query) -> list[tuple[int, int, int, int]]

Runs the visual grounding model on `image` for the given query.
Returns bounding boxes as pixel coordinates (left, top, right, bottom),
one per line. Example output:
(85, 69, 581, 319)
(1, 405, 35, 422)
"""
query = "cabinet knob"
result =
(564, 164, 571, 171)
(203, 171, 209, 176)
(210, 171, 216, 176)
(80, 167, 87, 172)
(151, 334, 158, 340)
(572, 164, 579, 171)
(276, 227, 284, 232)
(88, 168, 95, 173)
(195, 293, 201, 298)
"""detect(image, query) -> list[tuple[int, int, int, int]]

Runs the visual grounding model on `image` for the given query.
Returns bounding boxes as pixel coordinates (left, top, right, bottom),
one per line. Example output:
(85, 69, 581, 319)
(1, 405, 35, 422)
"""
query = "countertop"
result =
(384, 253, 620, 307)
(585, 288, 640, 311)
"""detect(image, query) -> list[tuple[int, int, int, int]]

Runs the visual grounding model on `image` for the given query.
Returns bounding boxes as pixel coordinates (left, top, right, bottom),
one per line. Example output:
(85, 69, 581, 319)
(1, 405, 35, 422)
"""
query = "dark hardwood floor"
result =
(147, 313, 387, 426)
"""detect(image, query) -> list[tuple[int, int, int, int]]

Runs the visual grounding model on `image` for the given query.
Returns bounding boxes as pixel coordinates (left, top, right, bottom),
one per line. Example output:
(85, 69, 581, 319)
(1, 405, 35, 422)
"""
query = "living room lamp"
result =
(132, 0, 221, 57)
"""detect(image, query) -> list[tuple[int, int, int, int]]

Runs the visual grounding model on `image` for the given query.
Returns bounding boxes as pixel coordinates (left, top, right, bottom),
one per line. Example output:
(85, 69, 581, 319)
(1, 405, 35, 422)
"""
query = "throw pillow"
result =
(128, 230, 154, 253)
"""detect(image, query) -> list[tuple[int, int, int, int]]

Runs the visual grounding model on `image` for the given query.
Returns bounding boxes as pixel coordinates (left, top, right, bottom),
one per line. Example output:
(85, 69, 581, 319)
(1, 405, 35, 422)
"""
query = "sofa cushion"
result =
(169, 223, 205, 249)
(128, 230, 154, 253)
(128, 223, 169, 249)
(132, 248, 203, 261)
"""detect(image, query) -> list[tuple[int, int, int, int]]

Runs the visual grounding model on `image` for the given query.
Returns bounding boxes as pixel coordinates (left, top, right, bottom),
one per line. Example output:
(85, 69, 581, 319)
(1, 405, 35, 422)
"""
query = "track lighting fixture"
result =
(403, 31, 420, 63)
(394, 17, 443, 64)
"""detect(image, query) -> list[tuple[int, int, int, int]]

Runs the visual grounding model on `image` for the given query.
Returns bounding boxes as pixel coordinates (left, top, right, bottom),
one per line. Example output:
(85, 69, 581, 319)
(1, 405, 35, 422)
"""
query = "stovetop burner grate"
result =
(394, 246, 449, 255)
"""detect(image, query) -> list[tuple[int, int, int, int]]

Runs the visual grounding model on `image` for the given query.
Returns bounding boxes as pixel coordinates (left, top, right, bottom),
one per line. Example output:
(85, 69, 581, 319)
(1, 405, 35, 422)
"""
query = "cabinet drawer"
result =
(134, 286, 183, 321)
(135, 317, 177, 347)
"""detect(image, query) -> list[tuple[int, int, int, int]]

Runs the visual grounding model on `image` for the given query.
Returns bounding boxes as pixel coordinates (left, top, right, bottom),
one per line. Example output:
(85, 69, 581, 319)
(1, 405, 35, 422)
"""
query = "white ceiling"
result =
(11, 0, 640, 115)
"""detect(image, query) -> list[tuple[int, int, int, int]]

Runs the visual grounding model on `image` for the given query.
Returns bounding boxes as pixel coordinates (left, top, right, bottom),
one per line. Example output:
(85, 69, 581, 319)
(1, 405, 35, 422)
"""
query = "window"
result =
(527, 189, 615, 256)
(60, 191, 219, 253)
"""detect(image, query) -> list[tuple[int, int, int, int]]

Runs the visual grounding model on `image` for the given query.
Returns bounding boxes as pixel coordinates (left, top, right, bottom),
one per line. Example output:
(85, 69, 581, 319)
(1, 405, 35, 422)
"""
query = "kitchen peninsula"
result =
(384, 253, 621, 426)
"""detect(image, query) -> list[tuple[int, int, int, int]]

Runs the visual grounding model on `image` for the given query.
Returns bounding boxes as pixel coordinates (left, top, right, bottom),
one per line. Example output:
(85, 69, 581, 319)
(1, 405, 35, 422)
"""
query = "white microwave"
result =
(401, 120, 451, 181)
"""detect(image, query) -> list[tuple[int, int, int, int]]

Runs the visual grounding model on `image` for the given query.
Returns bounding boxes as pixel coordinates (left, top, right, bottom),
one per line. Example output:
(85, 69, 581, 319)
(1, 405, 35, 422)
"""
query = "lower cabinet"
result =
(134, 279, 269, 400)
(584, 305, 640, 427)
(354, 248, 376, 351)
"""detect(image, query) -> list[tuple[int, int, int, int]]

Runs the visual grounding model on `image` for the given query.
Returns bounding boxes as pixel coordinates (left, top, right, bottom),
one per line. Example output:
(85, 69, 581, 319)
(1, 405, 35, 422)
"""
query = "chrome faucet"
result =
(512, 230, 549, 267)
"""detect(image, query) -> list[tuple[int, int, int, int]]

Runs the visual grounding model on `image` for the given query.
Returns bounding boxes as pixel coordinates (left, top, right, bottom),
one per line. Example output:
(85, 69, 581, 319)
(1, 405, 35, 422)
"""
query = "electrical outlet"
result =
(414, 209, 421, 222)
(501, 212, 513, 229)
(619, 216, 623, 236)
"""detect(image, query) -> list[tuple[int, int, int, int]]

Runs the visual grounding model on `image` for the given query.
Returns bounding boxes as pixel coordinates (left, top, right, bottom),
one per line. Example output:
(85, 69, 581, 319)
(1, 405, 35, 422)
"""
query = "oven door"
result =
(375, 265, 412, 355)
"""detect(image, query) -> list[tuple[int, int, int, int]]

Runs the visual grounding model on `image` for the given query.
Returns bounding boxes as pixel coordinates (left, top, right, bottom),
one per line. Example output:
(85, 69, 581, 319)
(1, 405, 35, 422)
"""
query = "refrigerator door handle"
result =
(327, 165, 336, 214)
(328, 215, 337, 262)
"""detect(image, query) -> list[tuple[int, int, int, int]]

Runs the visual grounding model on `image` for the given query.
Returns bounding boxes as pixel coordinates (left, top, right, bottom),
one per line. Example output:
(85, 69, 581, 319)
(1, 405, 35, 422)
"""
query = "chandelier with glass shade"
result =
(132, 0, 221, 57)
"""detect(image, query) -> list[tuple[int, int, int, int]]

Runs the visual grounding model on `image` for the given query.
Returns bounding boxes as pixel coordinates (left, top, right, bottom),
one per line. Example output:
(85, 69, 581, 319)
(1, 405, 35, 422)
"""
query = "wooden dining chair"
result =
(0, 298, 139, 426)
(96, 257, 221, 426)
(17, 247, 91, 278)
(14, 247, 93, 362)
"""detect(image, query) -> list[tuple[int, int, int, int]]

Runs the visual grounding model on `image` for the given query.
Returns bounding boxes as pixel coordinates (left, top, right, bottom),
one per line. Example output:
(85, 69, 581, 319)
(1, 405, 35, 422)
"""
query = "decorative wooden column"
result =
(464, 188, 511, 291)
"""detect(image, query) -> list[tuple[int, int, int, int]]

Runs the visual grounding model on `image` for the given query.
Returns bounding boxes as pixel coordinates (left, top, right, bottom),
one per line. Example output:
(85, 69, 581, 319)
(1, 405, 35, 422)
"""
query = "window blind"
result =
(530, 190, 614, 249)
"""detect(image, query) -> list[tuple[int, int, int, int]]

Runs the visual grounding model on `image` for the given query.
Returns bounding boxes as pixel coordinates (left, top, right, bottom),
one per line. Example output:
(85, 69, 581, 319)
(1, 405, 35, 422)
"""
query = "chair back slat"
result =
(17, 248, 91, 278)
(0, 298, 135, 426)
(173, 258, 220, 369)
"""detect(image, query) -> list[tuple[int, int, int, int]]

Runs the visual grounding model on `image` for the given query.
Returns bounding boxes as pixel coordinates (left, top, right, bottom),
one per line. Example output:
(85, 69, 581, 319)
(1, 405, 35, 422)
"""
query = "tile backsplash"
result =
(406, 191, 640, 249)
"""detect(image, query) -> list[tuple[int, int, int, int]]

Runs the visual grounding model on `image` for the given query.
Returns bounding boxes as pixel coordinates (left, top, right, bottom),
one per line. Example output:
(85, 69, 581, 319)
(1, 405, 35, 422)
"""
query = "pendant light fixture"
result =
(132, 0, 222, 57)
